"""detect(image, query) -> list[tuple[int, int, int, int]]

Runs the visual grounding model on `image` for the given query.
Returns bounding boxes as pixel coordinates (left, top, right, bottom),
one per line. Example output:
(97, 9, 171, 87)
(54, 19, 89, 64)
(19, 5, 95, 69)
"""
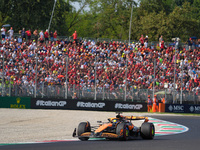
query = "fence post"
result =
(173, 48, 177, 104)
(42, 82, 44, 98)
(47, 85, 49, 98)
(73, 84, 75, 97)
(94, 56, 97, 100)
(79, 85, 81, 99)
(34, 53, 38, 98)
(9, 79, 11, 97)
(13, 84, 16, 96)
(102, 84, 105, 100)
(65, 55, 68, 99)
(2, 50, 5, 96)
(153, 59, 156, 101)
(124, 59, 128, 101)
(54, 85, 56, 98)
(180, 60, 183, 104)
(132, 86, 134, 102)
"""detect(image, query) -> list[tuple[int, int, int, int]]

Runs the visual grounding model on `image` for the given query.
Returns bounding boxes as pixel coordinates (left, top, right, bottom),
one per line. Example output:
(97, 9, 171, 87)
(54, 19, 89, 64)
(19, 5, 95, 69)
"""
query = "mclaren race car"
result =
(72, 113, 155, 141)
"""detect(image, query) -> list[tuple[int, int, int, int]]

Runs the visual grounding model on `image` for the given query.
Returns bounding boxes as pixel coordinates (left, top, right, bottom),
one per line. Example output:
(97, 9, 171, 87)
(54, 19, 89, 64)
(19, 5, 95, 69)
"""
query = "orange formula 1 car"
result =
(72, 113, 155, 141)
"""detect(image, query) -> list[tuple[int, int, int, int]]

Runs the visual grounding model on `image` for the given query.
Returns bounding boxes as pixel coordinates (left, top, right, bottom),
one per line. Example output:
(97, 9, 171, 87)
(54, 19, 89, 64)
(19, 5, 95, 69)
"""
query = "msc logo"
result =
(168, 105, 184, 112)
(189, 106, 195, 112)
(10, 97, 26, 109)
(168, 105, 173, 111)
(189, 106, 200, 113)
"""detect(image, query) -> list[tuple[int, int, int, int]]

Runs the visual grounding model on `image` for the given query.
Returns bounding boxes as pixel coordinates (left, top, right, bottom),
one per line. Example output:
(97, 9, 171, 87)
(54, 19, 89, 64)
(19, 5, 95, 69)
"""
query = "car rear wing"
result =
(125, 116, 149, 122)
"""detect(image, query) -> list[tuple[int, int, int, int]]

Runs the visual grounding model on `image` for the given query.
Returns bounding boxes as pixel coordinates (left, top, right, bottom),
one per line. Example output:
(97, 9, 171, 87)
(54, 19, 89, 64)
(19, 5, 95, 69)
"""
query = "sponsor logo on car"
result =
(77, 101, 105, 108)
(36, 100, 67, 107)
(115, 103, 143, 110)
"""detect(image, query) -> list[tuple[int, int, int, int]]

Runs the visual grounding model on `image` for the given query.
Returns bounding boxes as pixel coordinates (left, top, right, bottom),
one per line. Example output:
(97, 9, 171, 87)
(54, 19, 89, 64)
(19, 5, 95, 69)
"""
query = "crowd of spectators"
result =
(0, 27, 199, 98)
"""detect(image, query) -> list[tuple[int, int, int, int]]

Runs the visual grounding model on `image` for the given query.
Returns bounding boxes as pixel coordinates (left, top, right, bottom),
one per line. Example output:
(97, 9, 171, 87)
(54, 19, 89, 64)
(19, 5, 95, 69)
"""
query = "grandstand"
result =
(0, 30, 199, 104)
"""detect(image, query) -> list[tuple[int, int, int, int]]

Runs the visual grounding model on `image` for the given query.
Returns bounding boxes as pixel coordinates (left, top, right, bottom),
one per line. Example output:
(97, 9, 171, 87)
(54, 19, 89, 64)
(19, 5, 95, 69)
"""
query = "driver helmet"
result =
(112, 119, 119, 124)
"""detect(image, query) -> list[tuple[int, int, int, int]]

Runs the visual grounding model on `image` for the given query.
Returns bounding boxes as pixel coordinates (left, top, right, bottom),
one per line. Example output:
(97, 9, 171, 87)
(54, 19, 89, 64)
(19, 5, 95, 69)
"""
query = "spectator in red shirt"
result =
(140, 35, 144, 47)
(44, 29, 49, 42)
(26, 29, 31, 41)
(53, 30, 57, 41)
(71, 31, 78, 44)
(160, 41, 164, 51)
(0, 32, 199, 100)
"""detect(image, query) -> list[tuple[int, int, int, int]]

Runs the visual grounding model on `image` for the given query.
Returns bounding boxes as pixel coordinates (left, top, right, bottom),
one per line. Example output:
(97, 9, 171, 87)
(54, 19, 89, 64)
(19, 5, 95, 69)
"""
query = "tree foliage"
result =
(0, 0, 72, 34)
(0, 0, 200, 41)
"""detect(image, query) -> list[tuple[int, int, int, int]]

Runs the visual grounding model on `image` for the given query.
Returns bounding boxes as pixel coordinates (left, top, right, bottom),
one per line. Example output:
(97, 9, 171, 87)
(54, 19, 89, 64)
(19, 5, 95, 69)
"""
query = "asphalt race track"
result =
(1, 115, 199, 150)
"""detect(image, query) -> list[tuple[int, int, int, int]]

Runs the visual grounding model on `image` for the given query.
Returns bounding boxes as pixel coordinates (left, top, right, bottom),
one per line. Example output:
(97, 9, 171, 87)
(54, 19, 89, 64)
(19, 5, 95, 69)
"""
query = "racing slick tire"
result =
(116, 123, 129, 141)
(140, 122, 155, 140)
(77, 122, 91, 141)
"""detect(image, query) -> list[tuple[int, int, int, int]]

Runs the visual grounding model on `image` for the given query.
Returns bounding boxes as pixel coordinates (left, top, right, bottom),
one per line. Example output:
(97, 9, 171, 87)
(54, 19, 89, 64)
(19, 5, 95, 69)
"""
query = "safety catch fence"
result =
(0, 83, 199, 104)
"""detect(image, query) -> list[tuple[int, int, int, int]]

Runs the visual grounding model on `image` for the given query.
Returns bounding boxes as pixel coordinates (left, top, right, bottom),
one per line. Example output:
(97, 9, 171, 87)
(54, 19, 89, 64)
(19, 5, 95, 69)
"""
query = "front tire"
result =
(77, 122, 91, 141)
(140, 123, 155, 139)
(116, 123, 129, 141)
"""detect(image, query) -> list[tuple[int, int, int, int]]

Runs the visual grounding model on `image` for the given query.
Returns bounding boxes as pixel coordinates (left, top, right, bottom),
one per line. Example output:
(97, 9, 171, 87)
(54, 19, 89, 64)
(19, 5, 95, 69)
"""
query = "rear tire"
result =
(77, 122, 91, 141)
(140, 123, 155, 139)
(116, 123, 129, 141)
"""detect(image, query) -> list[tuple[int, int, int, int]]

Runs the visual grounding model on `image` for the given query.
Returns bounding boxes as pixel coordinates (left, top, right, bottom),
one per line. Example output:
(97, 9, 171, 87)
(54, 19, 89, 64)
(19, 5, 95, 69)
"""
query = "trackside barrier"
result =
(165, 104, 200, 114)
(0, 97, 31, 109)
(1, 97, 199, 114)
(159, 103, 165, 112)
(152, 101, 165, 113)
(30, 98, 147, 112)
